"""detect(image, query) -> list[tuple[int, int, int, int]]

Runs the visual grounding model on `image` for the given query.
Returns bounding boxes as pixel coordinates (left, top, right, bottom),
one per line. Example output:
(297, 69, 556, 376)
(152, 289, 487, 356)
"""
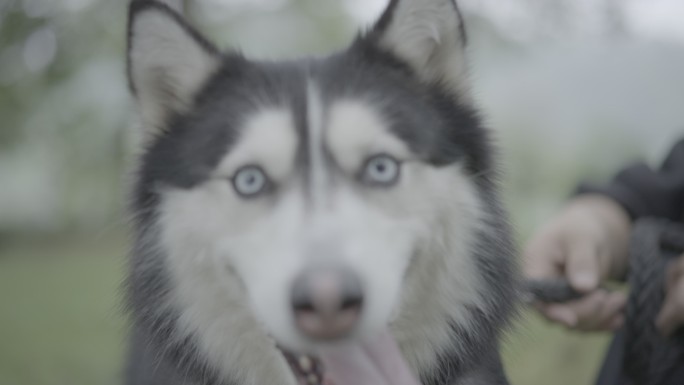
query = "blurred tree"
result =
(0, 0, 356, 235)
(0, 0, 682, 238)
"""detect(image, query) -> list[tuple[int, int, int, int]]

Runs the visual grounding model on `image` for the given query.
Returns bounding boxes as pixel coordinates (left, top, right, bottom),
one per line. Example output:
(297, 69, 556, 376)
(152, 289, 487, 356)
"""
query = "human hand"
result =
(524, 195, 631, 331)
(656, 254, 684, 337)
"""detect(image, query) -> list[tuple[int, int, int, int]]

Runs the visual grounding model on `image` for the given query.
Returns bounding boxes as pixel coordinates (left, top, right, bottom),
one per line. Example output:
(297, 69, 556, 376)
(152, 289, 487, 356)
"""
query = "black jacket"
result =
(587, 138, 684, 385)
(581, 138, 684, 223)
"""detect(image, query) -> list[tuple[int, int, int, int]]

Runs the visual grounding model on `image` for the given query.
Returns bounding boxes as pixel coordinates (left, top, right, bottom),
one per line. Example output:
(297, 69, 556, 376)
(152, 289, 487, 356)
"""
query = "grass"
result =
(0, 236, 126, 385)
(504, 311, 610, 385)
(0, 235, 611, 385)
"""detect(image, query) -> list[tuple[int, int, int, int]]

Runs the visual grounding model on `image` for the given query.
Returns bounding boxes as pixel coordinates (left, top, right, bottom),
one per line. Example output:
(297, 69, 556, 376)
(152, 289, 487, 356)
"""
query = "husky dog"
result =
(124, 0, 518, 384)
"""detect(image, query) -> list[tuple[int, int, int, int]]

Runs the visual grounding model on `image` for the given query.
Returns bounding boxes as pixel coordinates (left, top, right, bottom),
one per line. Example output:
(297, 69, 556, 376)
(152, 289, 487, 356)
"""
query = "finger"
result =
(656, 299, 684, 337)
(523, 235, 564, 279)
(565, 242, 601, 292)
(570, 291, 610, 330)
(545, 291, 617, 331)
(543, 304, 578, 328)
(573, 291, 626, 331)
(589, 291, 627, 331)
(657, 281, 684, 337)
(666, 255, 684, 292)
(600, 314, 625, 331)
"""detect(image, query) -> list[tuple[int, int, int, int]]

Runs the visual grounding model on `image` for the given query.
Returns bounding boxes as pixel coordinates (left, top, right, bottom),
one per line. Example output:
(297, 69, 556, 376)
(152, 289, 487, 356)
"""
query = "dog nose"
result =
(291, 267, 363, 340)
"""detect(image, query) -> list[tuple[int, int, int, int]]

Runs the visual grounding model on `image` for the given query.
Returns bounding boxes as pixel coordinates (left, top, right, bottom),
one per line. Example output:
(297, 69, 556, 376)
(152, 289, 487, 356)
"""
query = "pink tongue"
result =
(319, 330, 421, 385)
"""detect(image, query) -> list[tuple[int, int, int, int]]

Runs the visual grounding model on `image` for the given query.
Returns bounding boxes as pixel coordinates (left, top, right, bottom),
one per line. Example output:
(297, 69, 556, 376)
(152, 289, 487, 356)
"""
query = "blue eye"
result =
(232, 166, 268, 197)
(362, 155, 400, 186)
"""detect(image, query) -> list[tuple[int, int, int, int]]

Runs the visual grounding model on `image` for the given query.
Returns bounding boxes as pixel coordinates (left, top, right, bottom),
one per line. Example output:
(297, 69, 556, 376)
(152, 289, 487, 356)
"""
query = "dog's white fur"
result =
(156, 98, 485, 384)
(132, 1, 488, 383)
(215, 109, 299, 183)
(326, 100, 414, 172)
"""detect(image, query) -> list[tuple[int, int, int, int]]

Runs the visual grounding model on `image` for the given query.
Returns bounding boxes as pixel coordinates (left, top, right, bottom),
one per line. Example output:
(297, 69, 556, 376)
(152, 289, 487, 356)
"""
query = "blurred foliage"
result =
(0, 0, 127, 234)
(0, 0, 362, 235)
(0, 236, 125, 385)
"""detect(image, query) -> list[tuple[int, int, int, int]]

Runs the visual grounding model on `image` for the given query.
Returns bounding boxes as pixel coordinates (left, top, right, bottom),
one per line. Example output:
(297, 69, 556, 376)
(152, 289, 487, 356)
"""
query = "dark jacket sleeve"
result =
(578, 138, 684, 223)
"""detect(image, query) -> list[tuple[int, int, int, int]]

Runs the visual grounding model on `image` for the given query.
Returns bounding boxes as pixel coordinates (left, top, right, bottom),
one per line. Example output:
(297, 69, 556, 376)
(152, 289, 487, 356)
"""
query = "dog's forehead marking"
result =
(211, 83, 414, 199)
(215, 107, 297, 181)
(306, 81, 327, 207)
(326, 100, 412, 172)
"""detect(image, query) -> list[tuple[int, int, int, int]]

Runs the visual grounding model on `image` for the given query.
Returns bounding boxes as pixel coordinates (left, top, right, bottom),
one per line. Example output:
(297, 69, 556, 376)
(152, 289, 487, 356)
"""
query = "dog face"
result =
(128, 0, 498, 381)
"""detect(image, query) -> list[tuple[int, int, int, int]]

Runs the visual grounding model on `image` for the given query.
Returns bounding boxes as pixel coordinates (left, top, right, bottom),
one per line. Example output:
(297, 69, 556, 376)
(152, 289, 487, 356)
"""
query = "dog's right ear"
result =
(367, 0, 470, 98)
(127, 1, 219, 134)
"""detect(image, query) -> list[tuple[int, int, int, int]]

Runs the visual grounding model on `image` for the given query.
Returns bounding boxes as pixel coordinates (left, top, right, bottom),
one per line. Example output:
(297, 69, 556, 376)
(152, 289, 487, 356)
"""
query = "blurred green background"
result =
(1, 0, 683, 384)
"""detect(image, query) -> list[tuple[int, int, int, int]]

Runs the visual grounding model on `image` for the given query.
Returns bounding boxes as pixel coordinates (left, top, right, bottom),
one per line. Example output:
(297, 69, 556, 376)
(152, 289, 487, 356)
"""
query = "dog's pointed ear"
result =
(368, 0, 470, 95)
(127, 1, 219, 132)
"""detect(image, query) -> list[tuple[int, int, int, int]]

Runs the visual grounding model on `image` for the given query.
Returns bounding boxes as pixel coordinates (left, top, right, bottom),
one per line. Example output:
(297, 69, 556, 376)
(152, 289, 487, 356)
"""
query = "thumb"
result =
(565, 242, 601, 292)
(657, 294, 684, 337)
(657, 277, 684, 337)
(523, 235, 564, 280)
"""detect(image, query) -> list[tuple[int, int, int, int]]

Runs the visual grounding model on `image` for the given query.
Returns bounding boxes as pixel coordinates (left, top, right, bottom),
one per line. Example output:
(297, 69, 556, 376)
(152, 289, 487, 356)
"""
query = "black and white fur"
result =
(124, 0, 519, 384)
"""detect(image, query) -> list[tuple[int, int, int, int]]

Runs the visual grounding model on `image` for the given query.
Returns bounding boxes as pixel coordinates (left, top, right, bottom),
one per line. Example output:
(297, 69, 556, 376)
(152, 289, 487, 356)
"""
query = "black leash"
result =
(526, 219, 684, 385)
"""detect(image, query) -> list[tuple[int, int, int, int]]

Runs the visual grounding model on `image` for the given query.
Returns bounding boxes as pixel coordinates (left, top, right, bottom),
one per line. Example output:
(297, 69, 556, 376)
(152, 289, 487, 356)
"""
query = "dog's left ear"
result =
(127, 1, 219, 133)
(368, 0, 469, 95)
